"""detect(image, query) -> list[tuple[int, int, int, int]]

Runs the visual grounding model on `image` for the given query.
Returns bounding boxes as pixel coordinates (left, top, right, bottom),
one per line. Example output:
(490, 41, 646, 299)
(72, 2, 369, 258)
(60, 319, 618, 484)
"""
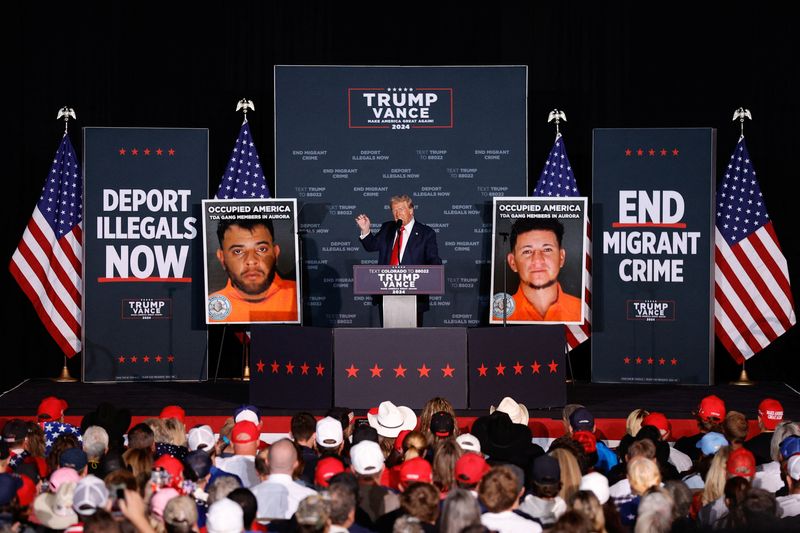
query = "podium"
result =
(353, 265, 445, 328)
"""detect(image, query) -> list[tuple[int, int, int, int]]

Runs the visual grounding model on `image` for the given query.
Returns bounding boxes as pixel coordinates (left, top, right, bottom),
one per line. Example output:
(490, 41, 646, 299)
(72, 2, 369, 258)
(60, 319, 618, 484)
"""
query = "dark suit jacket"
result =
(359, 220, 442, 265)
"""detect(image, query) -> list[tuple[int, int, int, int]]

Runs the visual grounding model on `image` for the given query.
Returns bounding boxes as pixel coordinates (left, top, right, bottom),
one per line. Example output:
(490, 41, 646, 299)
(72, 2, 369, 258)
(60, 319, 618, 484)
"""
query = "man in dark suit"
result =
(355, 194, 441, 266)
(355, 195, 441, 324)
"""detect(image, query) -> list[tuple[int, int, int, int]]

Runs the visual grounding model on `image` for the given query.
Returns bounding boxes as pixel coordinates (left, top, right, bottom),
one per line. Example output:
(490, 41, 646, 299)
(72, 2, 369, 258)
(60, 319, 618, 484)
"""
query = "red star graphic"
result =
(647, 357, 654, 365)
(513, 361, 524, 375)
(637, 148, 644, 156)
(144, 148, 151, 156)
(635, 357, 643, 365)
(648, 149, 655, 156)
(624, 357, 631, 364)
(143, 356, 150, 363)
(531, 361, 541, 374)
(156, 148, 163, 156)
(671, 358, 678, 366)
(119, 148, 126, 155)
(417, 364, 431, 378)
(660, 149, 668, 156)
(394, 364, 407, 378)
(131, 356, 138, 363)
(118, 356, 125, 363)
(477, 364, 488, 377)
(256, 360, 265, 373)
(300, 362, 310, 375)
(285, 362, 295, 374)
(659, 357, 666, 366)
(271, 360, 280, 373)
(370, 364, 383, 378)
(495, 362, 506, 376)
(167, 355, 175, 363)
(442, 364, 455, 378)
(548, 360, 559, 373)
(345, 364, 359, 378)
(155, 355, 162, 363)
(315, 363, 325, 376)
(625, 148, 632, 156)
(672, 148, 679, 156)
(131, 148, 139, 156)
(168, 148, 175, 156)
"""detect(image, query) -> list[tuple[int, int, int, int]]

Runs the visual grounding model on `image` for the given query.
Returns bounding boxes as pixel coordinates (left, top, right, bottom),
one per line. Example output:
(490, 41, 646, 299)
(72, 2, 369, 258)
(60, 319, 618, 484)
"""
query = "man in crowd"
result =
(214, 421, 260, 487)
(251, 438, 316, 520)
(747, 398, 784, 464)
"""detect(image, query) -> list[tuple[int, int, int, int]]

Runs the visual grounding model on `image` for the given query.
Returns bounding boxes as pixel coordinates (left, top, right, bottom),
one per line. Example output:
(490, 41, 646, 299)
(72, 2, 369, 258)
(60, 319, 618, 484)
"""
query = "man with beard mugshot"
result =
(505, 218, 581, 322)
(207, 219, 298, 322)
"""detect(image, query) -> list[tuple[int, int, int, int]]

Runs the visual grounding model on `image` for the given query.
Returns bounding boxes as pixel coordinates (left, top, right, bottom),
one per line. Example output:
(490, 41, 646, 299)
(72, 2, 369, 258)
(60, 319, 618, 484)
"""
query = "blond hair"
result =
(402, 431, 429, 461)
(702, 446, 730, 506)
(626, 409, 650, 437)
(550, 448, 582, 501)
(628, 457, 661, 495)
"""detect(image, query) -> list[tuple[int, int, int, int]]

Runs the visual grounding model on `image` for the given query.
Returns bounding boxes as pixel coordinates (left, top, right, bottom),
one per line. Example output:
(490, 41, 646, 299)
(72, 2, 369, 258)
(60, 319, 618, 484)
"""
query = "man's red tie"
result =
(390, 225, 405, 265)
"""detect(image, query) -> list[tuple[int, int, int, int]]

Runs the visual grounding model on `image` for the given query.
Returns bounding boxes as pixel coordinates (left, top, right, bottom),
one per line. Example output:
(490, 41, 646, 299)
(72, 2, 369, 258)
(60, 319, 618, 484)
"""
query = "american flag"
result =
(714, 137, 795, 362)
(532, 135, 591, 349)
(215, 120, 270, 199)
(9, 134, 82, 356)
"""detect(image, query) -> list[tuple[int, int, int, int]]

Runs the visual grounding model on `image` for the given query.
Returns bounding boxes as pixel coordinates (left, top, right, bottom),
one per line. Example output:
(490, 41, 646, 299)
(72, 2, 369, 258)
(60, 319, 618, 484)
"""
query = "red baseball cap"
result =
(572, 430, 598, 454)
(698, 395, 726, 422)
(726, 447, 756, 479)
(160, 405, 186, 424)
(399, 457, 432, 484)
(454, 452, 490, 485)
(232, 420, 259, 444)
(394, 430, 412, 452)
(153, 454, 184, 482)
(758, 399, 783, 430)
(314, 457, 345, 488)
(643, 412, 670, 436)
(37, 396, 68, 421)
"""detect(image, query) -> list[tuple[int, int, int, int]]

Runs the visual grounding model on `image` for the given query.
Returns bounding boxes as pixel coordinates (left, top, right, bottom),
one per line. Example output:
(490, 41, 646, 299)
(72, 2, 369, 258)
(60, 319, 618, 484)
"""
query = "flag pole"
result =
(52, 107, 79, 383)
(730, 360, 755, 386)
(727, 108, 756, 387)
(548, 109, 575, 383)
(236, 98, 254, 382)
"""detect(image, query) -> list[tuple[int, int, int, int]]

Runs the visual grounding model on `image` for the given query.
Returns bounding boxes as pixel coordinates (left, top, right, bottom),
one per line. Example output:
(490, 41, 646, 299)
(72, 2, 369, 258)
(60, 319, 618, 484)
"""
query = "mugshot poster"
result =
(592, 128, 716, 385)
(489, 197, 587, 325)
(83, 128, 208, 382)
(202, 198, 301, 324)
(274, 66, 528, 327)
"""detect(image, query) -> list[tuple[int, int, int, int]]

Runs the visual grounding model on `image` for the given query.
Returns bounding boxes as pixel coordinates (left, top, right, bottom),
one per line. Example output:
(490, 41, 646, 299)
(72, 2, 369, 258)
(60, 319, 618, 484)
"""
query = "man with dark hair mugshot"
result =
(207, 218, 298, 323)
(505, 218, 581, 322)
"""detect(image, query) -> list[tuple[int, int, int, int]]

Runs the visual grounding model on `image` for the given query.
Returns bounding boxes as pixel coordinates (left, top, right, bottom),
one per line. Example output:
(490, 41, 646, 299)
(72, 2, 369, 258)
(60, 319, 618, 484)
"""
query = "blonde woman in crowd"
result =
(628, 457, 661, 496)
(570, 490, 607, 533)
(550, 448, 582, 502)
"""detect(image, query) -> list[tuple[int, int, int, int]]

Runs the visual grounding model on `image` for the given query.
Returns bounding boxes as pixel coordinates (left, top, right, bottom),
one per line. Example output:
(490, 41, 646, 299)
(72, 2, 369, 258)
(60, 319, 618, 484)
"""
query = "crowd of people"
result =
(1, 393, 798, 533)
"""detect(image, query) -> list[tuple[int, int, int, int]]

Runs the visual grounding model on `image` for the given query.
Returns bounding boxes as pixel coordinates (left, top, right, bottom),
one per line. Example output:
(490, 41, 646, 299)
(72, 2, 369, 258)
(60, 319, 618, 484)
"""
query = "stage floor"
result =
(3, 378, 798, 420)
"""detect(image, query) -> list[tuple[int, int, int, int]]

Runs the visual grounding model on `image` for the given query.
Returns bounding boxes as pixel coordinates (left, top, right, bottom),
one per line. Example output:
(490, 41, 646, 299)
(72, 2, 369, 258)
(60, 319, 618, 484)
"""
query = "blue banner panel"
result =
(334, 328, 467, 409)
(83, 128, 208, 382)
(467, 326, 566, 409)
(275, 66, 528, 328)
(592, 129, 716, 384)
(249, 325, 333, 409)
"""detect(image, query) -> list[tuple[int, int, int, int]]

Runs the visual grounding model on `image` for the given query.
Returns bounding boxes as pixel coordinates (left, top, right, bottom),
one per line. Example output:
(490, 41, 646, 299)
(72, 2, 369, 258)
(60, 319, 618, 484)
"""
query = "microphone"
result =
(395, 219, 404, 229)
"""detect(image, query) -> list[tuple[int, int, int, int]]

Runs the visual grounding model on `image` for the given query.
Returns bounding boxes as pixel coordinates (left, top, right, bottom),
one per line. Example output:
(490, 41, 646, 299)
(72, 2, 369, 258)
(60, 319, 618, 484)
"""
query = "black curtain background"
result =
(6, 2, 799, 391)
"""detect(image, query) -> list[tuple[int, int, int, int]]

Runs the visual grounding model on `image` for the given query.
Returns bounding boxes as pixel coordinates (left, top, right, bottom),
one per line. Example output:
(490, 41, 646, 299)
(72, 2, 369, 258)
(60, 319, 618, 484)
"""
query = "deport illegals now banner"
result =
(83, 128, 208, 382)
